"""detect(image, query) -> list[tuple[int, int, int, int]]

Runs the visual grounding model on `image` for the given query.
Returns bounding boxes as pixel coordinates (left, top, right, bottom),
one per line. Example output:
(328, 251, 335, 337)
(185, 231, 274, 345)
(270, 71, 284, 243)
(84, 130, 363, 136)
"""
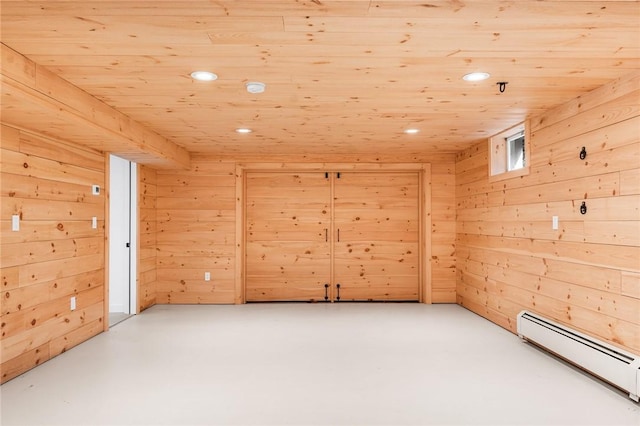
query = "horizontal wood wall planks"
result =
(155, 159, 456, 305)
(155, 158, 236, 304)
(455, 71, 640, 354)
(1, 124, 106, 383)
(138, 165, 158, 311)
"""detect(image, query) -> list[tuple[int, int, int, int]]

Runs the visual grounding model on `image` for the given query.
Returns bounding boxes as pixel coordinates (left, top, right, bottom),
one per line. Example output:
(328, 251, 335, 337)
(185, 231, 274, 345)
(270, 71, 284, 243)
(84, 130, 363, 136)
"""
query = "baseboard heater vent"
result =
(517, 310, 640, 402)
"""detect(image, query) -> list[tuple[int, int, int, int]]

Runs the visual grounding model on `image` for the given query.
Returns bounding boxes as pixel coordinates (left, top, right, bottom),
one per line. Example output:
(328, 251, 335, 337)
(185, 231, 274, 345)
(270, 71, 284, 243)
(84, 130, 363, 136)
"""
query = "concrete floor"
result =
(1, 303, 638, 426)
(108, 312, 132, 328)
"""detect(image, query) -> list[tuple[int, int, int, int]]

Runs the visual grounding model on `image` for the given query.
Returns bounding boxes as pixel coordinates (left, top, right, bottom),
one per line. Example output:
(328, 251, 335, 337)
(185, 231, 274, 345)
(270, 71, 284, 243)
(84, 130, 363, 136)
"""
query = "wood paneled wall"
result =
(455, 72, 640, 354)
(155, 155, 457, 304)
(138, 165, 157, 311)
(155, 157, 237, 303)
(3, 67, 635, 384)
(1, 124, 106, 383)
(431, 161, 456, 303)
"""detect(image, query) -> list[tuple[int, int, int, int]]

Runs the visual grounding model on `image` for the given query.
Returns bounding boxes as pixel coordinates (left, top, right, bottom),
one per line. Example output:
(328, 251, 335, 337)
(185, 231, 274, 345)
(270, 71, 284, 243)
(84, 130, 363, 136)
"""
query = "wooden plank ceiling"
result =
(1, 1, 639, 159)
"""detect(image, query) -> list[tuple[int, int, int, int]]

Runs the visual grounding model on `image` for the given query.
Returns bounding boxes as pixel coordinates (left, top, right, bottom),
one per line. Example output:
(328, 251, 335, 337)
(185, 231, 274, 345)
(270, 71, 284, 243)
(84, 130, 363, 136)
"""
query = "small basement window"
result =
(506, 130, 525, 171)
(489, 121, 530, 181)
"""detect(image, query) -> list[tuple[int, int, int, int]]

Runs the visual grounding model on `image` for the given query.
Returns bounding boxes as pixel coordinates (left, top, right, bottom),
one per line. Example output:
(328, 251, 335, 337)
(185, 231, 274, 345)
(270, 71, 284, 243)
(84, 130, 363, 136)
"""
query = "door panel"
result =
(334, 172, 420, 301)
(109, 154, 131, 314)
(245, 172, 331, 301)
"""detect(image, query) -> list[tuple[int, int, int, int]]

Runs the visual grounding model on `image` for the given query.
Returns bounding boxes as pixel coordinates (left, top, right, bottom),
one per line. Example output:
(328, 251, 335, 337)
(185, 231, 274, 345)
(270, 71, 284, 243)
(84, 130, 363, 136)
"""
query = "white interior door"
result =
(109, 154, 137, 315)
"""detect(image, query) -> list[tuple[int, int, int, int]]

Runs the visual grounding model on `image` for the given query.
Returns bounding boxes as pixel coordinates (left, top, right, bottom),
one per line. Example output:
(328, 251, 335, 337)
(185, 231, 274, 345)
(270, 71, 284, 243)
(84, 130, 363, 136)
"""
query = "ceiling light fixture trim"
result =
(462, 72, 491, 82)
(236, 128, 252, 134)
(404, 128, 420, 134)
(246, 82, 266, 94)
(190, 71, 218, 81)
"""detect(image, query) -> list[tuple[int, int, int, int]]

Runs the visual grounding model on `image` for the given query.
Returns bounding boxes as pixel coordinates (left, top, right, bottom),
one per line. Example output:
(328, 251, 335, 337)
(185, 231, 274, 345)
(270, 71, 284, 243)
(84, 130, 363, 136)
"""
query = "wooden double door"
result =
(245, 171, 420, 302)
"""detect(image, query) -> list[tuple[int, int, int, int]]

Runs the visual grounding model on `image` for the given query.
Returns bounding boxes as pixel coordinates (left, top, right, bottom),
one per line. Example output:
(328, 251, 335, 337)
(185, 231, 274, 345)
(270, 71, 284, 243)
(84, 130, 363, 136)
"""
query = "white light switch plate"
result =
(552, 216, 559, 230)
(92, 217, 97, 229)
(70, 296, 77, 311)
(12, 215, 20, 231)
(92, 185, 100, 195)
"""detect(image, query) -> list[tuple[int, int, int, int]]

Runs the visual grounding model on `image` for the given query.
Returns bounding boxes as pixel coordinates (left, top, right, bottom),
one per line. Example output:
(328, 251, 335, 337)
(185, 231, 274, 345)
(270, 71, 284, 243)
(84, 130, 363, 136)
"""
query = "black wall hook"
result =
(579, 146, 587, 160)
(580, 201, 587, 215)
(497, 82, 508, 93)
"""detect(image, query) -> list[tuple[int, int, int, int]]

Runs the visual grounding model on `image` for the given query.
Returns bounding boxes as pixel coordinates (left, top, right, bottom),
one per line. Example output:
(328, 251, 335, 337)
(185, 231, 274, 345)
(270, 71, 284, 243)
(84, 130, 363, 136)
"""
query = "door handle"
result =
(336, 283, 341, 301)
(337, 228, 340, 242)
(325, 228, 328, 242)
(324, 284, 329, 301)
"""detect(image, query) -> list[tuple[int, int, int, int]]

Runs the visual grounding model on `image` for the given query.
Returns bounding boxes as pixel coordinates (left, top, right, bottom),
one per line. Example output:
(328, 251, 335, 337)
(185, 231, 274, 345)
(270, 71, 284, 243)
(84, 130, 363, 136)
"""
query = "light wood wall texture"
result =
(455, 72, 640, 354)
(155, 155, 457, 304)
(155, 157, 237, 304)
(1, 124, 106, 383)
(431, 161, 456, 303)
(138, 165, 157, 311)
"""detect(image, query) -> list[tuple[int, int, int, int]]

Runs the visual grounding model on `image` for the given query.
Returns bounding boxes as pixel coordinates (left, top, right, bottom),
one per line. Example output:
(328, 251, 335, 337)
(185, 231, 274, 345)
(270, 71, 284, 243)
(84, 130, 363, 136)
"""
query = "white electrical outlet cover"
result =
(92, 185, 100, 195)
(12, 215, 20, 231)
(552, 216, 559, 230)
(204, 272, 211, 281)
(92, 217, 98, 229)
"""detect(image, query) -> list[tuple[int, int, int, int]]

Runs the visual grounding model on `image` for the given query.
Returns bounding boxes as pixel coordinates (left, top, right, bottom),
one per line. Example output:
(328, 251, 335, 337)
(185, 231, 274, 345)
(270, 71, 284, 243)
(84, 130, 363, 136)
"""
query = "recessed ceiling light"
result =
(404, 128, 420, 134)
(236, 128, 252, 134)
(246, 82, 266, 94)
(462, 72, 491, 82)
(190, 71, 218, 81)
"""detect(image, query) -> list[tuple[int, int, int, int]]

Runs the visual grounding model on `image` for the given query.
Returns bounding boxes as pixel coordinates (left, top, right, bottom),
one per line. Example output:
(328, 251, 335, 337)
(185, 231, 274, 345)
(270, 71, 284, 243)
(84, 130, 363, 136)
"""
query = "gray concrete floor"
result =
(1, 303, 638, 425)
(109, 312, 132, 328)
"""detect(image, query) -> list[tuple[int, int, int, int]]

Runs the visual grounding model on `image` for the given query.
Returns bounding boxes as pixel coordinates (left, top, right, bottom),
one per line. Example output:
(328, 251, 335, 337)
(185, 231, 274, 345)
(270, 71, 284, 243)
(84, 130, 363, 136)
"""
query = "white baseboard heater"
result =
(517, 310, 640, 402)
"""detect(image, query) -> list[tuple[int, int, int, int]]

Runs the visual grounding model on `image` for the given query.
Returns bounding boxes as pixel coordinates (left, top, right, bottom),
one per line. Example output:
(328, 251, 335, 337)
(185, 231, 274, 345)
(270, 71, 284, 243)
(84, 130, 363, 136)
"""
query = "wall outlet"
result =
(70, 296, 77, 311)
(92, 217, 98, 229)
(552, 216, 559, 230)
(204, 272, 211, 281)
(92, 184, 100, 195)
(12, 215, 20, 231)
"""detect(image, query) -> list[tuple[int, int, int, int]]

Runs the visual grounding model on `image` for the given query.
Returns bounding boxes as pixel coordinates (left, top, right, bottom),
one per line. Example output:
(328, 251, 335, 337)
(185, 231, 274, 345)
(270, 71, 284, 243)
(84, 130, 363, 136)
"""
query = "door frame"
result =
(235, 163, 432, 304)
(103, 154, 139, 331)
